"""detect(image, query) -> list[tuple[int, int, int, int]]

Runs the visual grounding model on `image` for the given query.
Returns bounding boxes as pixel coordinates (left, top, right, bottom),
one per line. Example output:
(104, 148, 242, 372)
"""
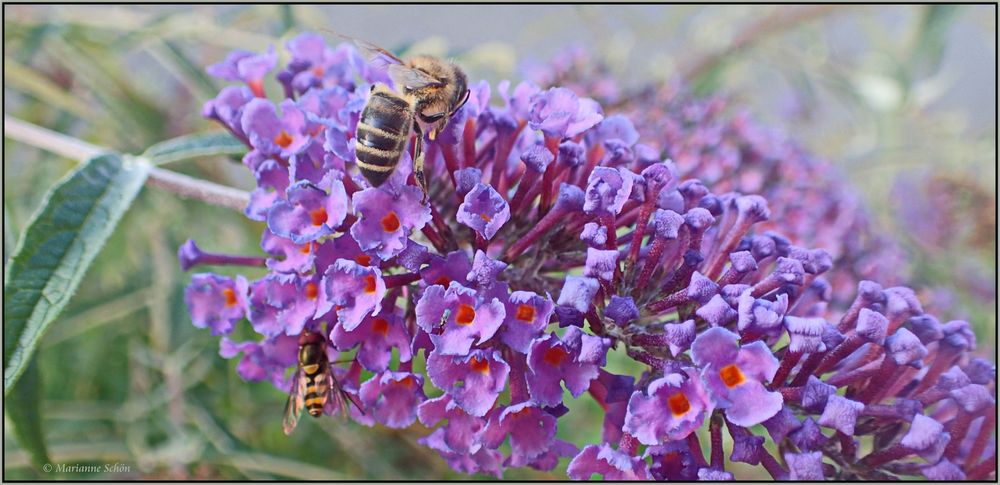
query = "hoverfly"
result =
(283, 330, 362, 435)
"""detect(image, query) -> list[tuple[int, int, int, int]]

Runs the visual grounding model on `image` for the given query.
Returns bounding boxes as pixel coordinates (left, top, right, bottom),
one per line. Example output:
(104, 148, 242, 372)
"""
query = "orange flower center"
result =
(667, 393, 691, 417)
(479, 213, 491, 222)
(515, 304, 536, 323)
(309, 207, 328, 226)
(299, 242, 313, 254)
(372, 318, 389, 336)
(356, 254, 372, 266)
(435, 276, 451, 287)
(311, 66, 324, 77)
(364, 275, 377, 294)
(222, 288, 238, 307)
(396, 375, 416, 388)
(455, 304, 476, 325)
(469, 356, 490, 374)
(381, 211, 401, 232)
(273, 129, 293, 148)
(511, 407, 534, 419)
(304, 282, 318, 300)
(543, 346, 569, 367)
(248, 79, 265, 98)
(720, 364, 745, 388)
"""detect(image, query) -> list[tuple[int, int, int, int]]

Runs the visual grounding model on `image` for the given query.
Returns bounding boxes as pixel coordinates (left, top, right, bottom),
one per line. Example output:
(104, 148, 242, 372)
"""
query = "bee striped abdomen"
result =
(356, 87, 412, 187)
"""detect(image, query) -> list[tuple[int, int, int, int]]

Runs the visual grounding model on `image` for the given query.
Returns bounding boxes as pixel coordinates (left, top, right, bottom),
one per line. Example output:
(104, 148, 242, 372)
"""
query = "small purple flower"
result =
(420, 250, 472, 288)
(457, 183, 510, 240)
(567, 443, 651, 480)
(526, 327, 610, 406)
(330, 312, 411, 372)
(500, 291, 555, 353)
(202, 85, 253, 138)
(419, 430, 503, 479)
(315, 259, 385, 330)
(418, 395, 488, 454)
(691, 326, 782, 426)
(482, 402, 557, 464)
(350, 184, 431, 260)
(246, 158, 290, 221)
(528, 86, 603, 139)
(267, 180, 347, 244)
(415, 283, 505, 356)
(207, 46, 277, 97)
(185, 274, 249, 335)
(248, 274, 322, 338)
(219, 334, 298, 390)
(241, 98, 311, 158)
(426, 349, 509, 417)
(623, 367, 714, 444)
(357, 371, 426, 429)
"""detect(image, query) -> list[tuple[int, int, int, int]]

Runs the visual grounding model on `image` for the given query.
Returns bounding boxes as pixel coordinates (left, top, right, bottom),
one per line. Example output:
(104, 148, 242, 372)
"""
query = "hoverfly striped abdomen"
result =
(355, 85, 414, 187)
(297, 336, 330, 417)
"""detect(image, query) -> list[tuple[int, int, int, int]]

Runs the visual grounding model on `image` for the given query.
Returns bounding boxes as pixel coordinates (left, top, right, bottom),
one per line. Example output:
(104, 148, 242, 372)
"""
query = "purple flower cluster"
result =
(183, 35, 996, 480)
(525, 47, 911, 306)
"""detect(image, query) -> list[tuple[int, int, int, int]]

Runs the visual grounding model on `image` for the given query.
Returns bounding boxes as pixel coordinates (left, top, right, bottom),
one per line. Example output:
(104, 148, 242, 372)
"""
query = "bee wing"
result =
(387, 64, 444, 91)
(282, 367, 306, 435)
(343, 35, 405, 66)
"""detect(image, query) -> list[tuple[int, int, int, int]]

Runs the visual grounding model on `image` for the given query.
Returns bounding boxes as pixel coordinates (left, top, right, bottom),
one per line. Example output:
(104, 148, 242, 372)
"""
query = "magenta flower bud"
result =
(790, 417, 827, 451)
(584, 248, 619, 281)
(886, 327, 928, 367)
(922, 459, 966, 481)
(580, 222, 607, 247)
(604, 296, 639, 326)
(817, 395, 865, 435)
(784, 451, 824, 480)
(696, 294, 738, 328)
(697, 468, 734, 481)
(584, 167, 638, 215)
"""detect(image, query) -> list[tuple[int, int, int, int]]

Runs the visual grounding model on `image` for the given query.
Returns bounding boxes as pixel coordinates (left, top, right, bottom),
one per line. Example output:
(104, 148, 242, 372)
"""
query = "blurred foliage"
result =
(3, 4, 995, 480)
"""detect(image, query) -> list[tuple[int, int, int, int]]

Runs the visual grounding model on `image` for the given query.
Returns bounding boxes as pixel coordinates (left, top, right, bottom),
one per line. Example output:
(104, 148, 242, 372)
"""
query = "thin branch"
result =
(3, 115, 250, 212)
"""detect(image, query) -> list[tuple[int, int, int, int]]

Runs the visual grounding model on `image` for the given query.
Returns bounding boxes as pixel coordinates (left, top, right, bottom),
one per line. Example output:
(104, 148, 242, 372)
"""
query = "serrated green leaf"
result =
(142, 132, 247, 166)
(5, 360, 50, 470)
(3, 153, 151, 395)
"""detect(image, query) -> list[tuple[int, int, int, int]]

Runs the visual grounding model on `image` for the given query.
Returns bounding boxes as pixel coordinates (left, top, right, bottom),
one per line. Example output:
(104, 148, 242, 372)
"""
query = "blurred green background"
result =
(3, 4, 995, 480)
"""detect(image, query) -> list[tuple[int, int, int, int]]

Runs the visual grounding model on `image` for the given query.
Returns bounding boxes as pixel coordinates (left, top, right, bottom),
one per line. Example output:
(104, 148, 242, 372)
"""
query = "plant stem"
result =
(4, 115, 250, 211)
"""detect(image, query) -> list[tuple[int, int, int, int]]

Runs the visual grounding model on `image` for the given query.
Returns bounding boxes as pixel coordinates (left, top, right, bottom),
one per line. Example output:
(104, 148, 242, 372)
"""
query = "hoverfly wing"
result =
(387, 64, 443, 91)
(326, 371, 366, 417)
(282, 367, 306, 435)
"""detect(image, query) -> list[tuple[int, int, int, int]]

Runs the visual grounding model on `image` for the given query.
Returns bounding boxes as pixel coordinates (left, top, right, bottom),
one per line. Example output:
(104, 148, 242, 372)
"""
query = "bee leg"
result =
(412, 124, 429, 203)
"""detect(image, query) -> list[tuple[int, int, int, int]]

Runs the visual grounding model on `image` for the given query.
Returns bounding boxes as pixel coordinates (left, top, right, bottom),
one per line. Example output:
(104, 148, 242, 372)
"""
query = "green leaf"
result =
(5, 359, 50, 470)
(142, 132, 247, 166)
(3, 153, 150, 395)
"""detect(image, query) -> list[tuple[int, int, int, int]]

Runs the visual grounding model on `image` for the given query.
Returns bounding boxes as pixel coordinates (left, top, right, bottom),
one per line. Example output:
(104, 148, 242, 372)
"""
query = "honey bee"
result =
(348, 36, 470, 200)
(282, 330, 361, 435)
